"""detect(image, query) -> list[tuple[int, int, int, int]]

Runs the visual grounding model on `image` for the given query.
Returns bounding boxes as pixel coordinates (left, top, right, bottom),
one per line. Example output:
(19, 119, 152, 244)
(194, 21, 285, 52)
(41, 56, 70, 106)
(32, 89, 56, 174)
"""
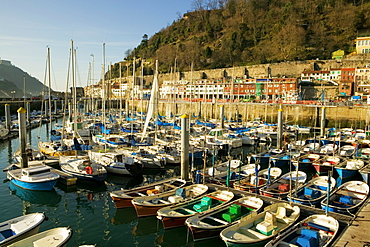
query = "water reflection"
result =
(110, 207, 137, 225)
(132, 216, 159, 237)
(8, 181, 61, 205)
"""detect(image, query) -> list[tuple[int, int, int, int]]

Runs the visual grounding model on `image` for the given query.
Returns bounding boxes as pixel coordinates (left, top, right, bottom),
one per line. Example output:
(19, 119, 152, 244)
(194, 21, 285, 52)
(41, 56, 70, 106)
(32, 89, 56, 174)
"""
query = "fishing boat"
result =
(265, 214, 339, 247)
(7, 165, 60, 191)
(287, 176, 336, 207)
(233, 167, 282, 192)
(208, 163, 260, 186)
(334, 159, 365, 179)
(0, 213, 46, 246)
(321, 180, 369, 214)
(8, 227, 72, 247)
(259, 171, 307, 199)
(110, 178, 187, 208)
(312, 155, 341, 176)
(132, 184, 209, 217)
(292, 153, 321, 170)
(88, 149, 142, 176)
(185, 196, 263, 241)
(220, 202, 300, 247)
(59, 154, 107, 182)
(157, 190, 234, 229)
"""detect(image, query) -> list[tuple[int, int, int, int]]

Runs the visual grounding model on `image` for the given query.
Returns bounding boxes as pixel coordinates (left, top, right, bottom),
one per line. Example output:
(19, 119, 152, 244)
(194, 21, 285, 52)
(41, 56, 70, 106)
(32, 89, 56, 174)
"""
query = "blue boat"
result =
(287, 176, 336, 207)
(7, 165, 59, 191)
(334, 159, 365, 179)
(321, 180, 369, 214)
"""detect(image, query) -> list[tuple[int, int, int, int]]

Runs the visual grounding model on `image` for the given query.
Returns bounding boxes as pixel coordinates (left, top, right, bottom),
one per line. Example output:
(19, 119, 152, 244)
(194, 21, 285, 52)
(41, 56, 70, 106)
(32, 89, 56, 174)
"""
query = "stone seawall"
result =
(132, 100, 370, 128)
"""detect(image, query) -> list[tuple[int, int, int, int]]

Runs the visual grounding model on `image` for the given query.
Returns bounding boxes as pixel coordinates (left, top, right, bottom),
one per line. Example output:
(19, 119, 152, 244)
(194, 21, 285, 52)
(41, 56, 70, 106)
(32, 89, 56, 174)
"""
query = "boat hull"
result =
(111, 196, 134, 208)
(158, 215, 188, 229)
(61, 167, 107, 182)
(188, 226, 223, 241)
(10, 178, 57, 191)
(133, 204, 166, 217)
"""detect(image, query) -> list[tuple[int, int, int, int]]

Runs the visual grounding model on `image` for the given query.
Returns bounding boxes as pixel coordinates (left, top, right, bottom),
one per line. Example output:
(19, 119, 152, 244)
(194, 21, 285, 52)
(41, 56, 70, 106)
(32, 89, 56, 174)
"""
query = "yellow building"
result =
(355, 37, 370, 54)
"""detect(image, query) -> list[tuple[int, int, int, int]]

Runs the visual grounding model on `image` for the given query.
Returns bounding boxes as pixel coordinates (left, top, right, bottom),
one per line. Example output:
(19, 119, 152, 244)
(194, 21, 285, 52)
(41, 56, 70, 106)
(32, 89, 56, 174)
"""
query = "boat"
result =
(185, 196, 263, 241)
(259, 171, 307, 199)
(0, 213, 46, 246)
(265, 214, 339, 247)
(338, 145, 356, 157)
(59, 154, 107, 182)
(292, 153, 321, 170)
(312, 155, 341, 176)
(110, 178, 187, 208)
(233, 167, 282, 192)
(208, 160, 242, 176)
(88, 149, 142, 176)
(334, 159, 365, 179)
(157, 190, 234, 229)
(220, 202, 300, 247)
(132, 184, 209, 217)
(321, 180, 369, 214)
(8, 227, 72, 247)
(7, 165, 60, 191)
(287, 176, 336, 207)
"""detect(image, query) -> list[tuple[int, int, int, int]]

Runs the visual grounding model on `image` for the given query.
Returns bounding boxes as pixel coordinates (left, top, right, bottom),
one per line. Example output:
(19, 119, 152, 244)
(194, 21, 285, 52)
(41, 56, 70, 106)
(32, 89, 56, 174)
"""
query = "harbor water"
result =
(0, 121, 262, 247)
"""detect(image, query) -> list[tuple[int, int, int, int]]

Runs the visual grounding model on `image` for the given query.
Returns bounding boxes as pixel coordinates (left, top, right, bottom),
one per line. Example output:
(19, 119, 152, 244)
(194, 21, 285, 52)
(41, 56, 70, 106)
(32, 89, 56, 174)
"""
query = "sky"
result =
(0, 0, 194, 91)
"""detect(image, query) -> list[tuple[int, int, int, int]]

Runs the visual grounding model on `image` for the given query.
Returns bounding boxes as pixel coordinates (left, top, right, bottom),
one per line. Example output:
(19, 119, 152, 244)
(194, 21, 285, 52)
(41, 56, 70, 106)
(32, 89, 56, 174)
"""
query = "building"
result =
(355, 66, 370, 94)
(355, 36, 370, 54)
(339, 68, 355, 96)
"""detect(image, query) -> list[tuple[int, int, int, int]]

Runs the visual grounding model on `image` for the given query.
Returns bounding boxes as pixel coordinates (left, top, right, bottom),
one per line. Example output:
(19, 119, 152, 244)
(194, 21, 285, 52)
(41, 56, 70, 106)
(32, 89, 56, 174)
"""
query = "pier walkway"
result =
(334, 197, 370, 247)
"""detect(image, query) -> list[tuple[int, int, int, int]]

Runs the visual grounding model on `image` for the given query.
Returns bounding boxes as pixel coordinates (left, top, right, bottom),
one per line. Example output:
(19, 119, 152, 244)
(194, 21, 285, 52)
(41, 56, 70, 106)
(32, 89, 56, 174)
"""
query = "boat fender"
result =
(86, 166, 93, 175)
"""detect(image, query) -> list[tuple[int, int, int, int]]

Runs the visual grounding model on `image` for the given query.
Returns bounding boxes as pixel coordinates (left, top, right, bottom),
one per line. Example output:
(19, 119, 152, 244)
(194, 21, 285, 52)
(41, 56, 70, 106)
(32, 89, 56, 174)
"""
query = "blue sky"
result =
(0, 0, 194, 91)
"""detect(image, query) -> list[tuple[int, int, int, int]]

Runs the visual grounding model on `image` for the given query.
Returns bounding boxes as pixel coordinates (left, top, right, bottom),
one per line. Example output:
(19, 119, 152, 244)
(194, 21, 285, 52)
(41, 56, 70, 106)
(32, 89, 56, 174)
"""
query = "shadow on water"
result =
(110, 207, 137, 225)
(8, 181, 62, 205)
(132, 216, 160, 237)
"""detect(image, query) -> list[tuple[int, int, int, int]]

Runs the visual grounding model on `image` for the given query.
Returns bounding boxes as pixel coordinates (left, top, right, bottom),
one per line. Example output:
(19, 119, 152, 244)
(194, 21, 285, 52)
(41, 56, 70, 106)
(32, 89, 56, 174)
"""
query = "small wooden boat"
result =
(260, 171, 307, 199)
(7, 165, 60, 191)
(265, 214, 339, 247)
(0, 213, 46, 246)
(8, 227, 72, 247)
(185, 196, 263, 241)
(208, 163, 260, 186)
(312, 156, 341, 176)
(132, 184, 208, 217)
(233, 167, 282, 192)
(220, 202, 300, 247)
(338, 145, 356, 157)
(292, 153, 321, 170)
(157, 190, 234, 229)
(334, 159, 365, 179)
(110, 178, 187, 208)
(287, 176, 336, 207)
(321, 180, 369, 214)
(208, 160, 242, 176)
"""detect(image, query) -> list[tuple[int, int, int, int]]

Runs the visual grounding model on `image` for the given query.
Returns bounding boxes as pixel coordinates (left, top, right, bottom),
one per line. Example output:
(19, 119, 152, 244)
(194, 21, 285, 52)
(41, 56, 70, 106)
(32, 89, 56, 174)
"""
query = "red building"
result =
(340, 68, 355, 96)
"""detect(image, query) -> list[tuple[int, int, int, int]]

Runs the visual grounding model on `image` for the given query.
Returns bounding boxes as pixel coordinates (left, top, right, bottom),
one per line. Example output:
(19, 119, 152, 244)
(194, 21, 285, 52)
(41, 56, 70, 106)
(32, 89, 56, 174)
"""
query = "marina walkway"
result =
(334, 198, 370, 247)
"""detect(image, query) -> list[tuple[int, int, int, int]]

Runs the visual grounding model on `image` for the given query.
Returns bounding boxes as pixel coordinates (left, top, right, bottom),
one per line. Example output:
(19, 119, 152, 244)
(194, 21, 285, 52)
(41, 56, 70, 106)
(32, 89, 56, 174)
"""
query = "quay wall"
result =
(132, 101, 370, 128)
(0, 100, 368, 129)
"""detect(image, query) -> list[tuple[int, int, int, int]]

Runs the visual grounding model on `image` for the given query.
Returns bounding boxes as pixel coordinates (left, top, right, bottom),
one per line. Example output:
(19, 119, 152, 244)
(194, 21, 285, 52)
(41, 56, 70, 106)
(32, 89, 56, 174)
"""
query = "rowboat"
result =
(8, 227, 72, 247)
(0, 213, 46, 246)
(287, 176, 336, 207)
(220, 202, 300, 247)
(110, 178, 186, 208)
(334, 159, 365, 179)
(157, 190, 234, 229)
(321, 180, 369, 214)
(185, 196, 263, 241)
(259, 171, 307, 199)
(233, 167, 282, 192)
(132, 184, 208, 217)
(265, 214, 339, 247)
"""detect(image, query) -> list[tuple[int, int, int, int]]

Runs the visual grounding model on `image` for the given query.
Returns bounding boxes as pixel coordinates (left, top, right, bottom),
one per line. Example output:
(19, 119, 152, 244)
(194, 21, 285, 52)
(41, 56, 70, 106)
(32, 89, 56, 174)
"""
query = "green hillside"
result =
(0, 61, 47, 97)
(109, 0, 370, 78)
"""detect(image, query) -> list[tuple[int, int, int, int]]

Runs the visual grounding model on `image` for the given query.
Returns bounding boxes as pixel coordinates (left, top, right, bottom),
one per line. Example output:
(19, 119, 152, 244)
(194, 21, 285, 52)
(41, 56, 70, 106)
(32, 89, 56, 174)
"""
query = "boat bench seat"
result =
(239, 227, 266, 239)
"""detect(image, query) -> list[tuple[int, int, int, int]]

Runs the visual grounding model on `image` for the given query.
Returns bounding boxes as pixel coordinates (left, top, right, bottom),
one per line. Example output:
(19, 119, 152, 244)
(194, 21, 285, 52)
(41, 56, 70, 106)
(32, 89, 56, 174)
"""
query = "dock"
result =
(333, 197, 370, 247)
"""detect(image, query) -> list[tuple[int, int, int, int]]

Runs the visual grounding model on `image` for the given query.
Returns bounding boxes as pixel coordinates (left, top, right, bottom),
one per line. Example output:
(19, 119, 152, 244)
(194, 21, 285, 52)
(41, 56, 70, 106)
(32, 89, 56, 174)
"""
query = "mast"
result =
(71, 40, 77, 137)
(131, 57, 135, 135)
(102, 43, 107, 151)
(47, 47, 53, 131)
(119, 62, 123, 126)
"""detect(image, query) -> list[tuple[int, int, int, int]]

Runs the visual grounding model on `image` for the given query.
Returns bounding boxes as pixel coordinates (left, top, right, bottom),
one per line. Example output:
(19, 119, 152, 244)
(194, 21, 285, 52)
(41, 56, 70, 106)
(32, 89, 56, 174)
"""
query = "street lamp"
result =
(10, 91, 16, 100)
